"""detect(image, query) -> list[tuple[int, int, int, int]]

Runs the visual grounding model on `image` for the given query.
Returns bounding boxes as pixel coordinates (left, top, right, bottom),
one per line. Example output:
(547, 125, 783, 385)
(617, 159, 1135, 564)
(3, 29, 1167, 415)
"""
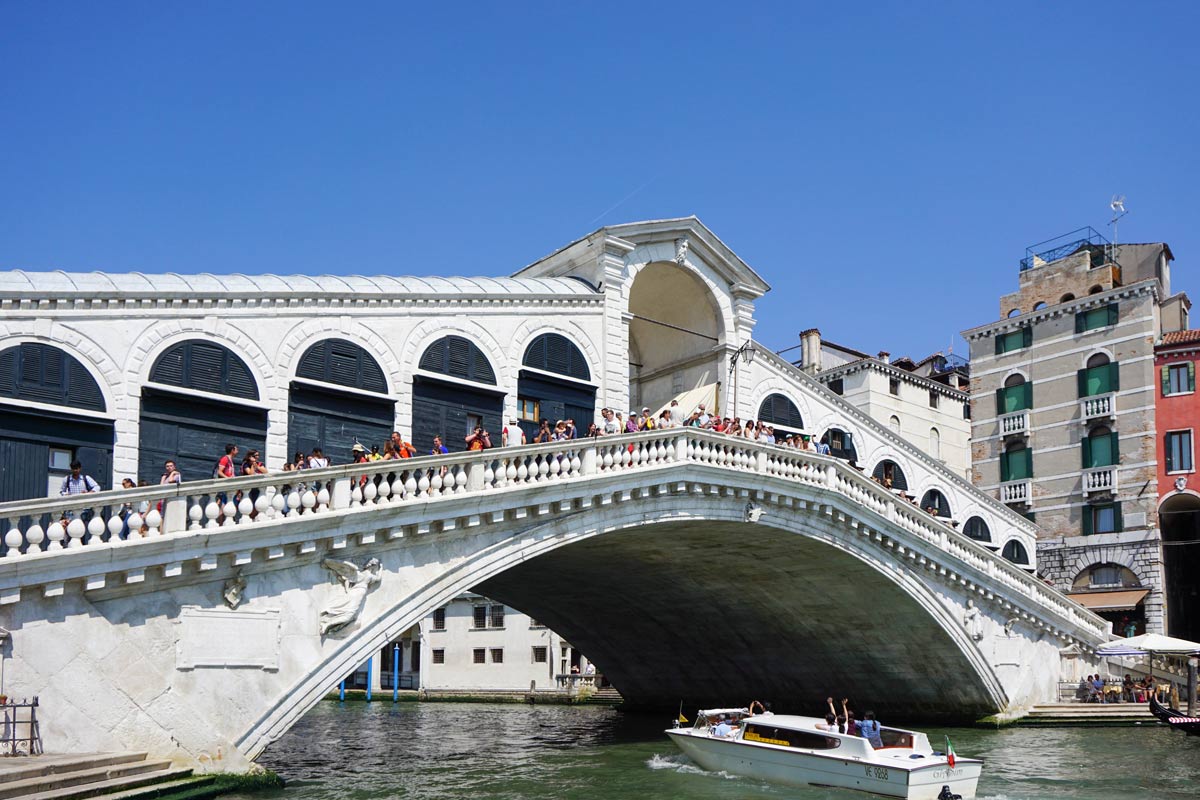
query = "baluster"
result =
(4, 528, 24, 557)
(107, 514, 124, 542)
(378, 476, 392, 503)
(66, 517, 85, 548)
(144, 507, 163, 536)
(237, 496, 254, 525)
(222, 499, 238, 527)
(363, 480, 378, 504)
(317, 485, 331, 512)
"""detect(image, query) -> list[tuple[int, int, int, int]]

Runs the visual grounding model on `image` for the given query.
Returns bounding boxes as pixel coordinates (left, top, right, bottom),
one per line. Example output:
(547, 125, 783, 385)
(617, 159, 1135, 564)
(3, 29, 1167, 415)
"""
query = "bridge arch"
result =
(756, 392, 805, 435)
(236, 493, 1006, 760)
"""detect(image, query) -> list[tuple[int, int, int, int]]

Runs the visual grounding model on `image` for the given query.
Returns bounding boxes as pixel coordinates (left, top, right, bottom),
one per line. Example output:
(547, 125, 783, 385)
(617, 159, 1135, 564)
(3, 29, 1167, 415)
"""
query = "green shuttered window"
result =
(1162, 363, 1196, 396)
(1075, 303, 1119, 333)
(994, 326, 1033, 355)
(1082, 430, 1120, 468)
(1077, 362, 1120, 397)
(1000, 447, 1033, 482)
(1082, 502, 1122, 535)
(996, 382, 1033, 413)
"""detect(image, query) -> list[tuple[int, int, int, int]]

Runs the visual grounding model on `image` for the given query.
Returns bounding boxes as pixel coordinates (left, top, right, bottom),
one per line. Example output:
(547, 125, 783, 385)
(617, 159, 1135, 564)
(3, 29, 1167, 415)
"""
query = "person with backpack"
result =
(59, 460, 100, 496)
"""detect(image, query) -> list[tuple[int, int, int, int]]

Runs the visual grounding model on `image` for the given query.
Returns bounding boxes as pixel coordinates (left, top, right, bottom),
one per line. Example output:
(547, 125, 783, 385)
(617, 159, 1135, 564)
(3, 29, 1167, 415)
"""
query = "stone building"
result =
(791, 329, 973, 481)
(961, 229, 1190, 633)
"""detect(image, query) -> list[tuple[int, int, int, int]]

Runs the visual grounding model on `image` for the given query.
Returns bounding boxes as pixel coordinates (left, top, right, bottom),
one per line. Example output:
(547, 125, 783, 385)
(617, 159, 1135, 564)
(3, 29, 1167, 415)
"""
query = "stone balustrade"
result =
(1000, 479, 1031, 505)
(1000, 410, 1029, 436)
(1083, 465, 1119, 495)
(1081, 393, 1115, 421)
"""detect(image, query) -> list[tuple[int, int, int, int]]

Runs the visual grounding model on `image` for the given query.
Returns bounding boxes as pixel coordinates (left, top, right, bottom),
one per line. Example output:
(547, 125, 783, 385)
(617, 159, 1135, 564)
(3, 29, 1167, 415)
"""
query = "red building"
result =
(1155, 329, 1200, 642)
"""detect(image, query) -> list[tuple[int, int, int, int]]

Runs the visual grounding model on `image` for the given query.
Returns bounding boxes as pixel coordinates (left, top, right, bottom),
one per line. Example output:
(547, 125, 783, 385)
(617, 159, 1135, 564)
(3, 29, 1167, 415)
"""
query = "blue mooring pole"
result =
(366, 656, 373, 703)
(393, 643, 400, 703)
(339, 680, 345, 702)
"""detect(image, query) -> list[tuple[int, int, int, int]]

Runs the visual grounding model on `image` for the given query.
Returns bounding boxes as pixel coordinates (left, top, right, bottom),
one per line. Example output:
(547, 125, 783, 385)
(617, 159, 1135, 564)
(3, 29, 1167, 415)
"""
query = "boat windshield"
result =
(742, 723, 841, 751)
(693, 708, 750, 730)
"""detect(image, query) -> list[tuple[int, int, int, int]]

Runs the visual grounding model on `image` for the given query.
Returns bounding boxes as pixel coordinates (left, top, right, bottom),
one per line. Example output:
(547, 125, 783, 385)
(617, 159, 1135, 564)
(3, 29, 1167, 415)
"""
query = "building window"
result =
(532, 646, 548, 663)
(1001, 540, 1030, 565)
(994, 326, 1032, 355)
(1077, 357, 1119, 397)
(1083, 502, 1123, 535)
(1163, 363, 1196, 396)
(1082, 426, 1120, 469)
(1001, 442, 1032, 482)
(1166, 430, 1194, 473)
(1090, 564, 1123, 587)
(473, 606, 487, 629)
(473, 648, 486, 664)
(888, 415, 900, 435)
(490, 648, 504, 664)
(997, 376, 1032, 414)
(962, 403, 971, 420)
(489, 605, 505, 628)
(518, 397, 539, 421)
(928, 390, 939, 409)
(432, 648, 445, 664)
(889, 378, 900, 396)
(432, 608, 446, 631)
(828, 379, 844, 395)
(928, 427, 940, 460)
(1075, 303, 1119, 333)
(529, 618, 545, 629)
(48, 447, 73, 496)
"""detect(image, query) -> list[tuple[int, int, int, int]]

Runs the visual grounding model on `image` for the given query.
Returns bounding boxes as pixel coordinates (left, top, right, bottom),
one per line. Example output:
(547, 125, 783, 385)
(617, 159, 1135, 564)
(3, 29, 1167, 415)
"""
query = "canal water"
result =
(232, 702, 1198, 800)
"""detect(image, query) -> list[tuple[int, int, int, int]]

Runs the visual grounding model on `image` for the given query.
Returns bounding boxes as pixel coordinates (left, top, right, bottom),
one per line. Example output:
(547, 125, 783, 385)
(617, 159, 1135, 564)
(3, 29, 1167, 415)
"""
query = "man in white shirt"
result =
(697, 404, 711, 427)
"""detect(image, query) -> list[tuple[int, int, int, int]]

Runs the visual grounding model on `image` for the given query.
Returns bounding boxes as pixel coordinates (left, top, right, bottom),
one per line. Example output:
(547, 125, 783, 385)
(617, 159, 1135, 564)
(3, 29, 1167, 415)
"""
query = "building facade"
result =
(1154, 329, 1200, 642)
(962, 232, 1190, 634)
(792, 329, 973, 480)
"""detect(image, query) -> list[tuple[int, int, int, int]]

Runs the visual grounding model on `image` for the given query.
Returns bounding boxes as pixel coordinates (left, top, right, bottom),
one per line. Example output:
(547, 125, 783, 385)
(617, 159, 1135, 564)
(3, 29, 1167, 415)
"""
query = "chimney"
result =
(877, 351, 890, 364)
(800, 328, 822, 374)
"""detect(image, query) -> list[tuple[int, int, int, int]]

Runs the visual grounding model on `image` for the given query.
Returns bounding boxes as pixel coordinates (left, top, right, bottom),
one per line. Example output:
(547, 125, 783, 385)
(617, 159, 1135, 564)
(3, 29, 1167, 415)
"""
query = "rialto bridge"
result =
(0, 218, 1110, 769)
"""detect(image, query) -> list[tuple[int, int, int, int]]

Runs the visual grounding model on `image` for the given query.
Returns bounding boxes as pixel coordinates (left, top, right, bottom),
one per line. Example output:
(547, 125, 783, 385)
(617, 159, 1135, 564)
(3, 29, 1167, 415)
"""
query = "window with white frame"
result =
(532, 646, 548, 663)
(1164, 363, 1195, 396)
(1166, 430, 1194, 473)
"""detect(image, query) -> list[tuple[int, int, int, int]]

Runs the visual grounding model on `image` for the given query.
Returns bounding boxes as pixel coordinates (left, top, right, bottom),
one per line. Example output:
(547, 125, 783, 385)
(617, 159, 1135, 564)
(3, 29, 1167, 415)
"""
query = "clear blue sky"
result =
(3, 2, 1196, 358)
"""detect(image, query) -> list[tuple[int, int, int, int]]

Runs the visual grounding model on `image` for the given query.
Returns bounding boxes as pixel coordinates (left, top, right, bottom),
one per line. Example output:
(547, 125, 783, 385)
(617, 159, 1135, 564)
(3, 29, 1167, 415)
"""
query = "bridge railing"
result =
(0, 429, 1108, 641)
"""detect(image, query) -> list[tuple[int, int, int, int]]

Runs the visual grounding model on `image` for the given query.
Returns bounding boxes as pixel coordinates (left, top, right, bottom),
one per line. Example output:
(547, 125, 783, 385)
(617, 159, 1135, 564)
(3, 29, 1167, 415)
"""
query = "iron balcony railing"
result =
(1020, 226, 1119, 272)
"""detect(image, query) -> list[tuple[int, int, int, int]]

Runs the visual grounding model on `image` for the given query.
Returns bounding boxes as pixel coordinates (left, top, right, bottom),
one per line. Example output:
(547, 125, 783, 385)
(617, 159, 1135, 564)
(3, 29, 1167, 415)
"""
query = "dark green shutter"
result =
(1076, 312, 1086, 333)
(1082, 506, 1093, 536)
(1077, 369, 1087, 397)
(1022, 326, 1033, 348)
(1190, 362, 1196, 392)
(1109, 362, 1120, 392)
(1110, 431, 1120, 463)
(1113, 503, 1123, 532)
(1163, 365, 1172, 395)
(1082, 436, 1092, 468)
(1107, 303, 1119, 326)
(995, 335, 1004, 356)
(1023, 381, 1033, 409)
(1166, 433, 1176, 472)
(995, 387, 1005, 413)
(1024, 447, 1033, 477)
(1001, 451, 1011, 482)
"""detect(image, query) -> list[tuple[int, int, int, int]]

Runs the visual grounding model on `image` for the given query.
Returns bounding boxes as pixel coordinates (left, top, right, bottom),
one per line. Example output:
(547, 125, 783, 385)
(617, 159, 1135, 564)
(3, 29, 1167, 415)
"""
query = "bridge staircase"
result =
(0, 753, 211, 800)
(1019, 703, 1160, 726)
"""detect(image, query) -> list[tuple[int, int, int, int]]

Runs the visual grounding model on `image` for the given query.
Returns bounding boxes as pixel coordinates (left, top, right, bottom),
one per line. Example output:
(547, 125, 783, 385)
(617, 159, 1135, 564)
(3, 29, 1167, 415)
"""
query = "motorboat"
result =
(1150, 696, 1200, 735)
(665, 707, 982, 800)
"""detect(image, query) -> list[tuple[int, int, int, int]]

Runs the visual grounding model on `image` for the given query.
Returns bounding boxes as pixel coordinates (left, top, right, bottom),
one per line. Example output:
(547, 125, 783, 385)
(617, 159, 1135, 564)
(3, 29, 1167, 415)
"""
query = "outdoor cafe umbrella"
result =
(1096, 632, 1200, 681)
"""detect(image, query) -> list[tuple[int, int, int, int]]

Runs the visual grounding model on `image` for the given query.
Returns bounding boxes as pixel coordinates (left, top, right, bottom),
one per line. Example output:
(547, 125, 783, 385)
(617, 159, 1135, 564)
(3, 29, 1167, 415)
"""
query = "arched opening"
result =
(1088, 285, 1104, 295)
(1086, 353, 1110, 369)
(1080, 352, 1118, 398)
(412, 336, 503, 454)
(929, 427, 941, 460)
(1007, 308, 1021, 318)
(757, 393, 805, 437)
(889, 415, 900, 434)
(140, 340, 266, 483)
(0, 343, 113, 502)
(1033, 301, 1047, 311)
(1083, 425, 1118, 469)
(1001, 540, 1030, 565)
(963, 516, 991, 543)
(1060, 293, 1076, 303)
(920, 489, 951, 518)
(627, 262, 723, 414)
(820, 428, 857, 462)
(1067, 562, 1146, 637)
(288, 338, 394, 465)
(517, 333, 596, 443)
(871, 459, 908, 491)
(1160, 492, 1200, 641)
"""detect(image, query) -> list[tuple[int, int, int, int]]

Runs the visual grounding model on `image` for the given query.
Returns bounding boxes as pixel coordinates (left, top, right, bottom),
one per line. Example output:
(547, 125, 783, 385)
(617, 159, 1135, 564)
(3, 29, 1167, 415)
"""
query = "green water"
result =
(231, 703, 1198, 800)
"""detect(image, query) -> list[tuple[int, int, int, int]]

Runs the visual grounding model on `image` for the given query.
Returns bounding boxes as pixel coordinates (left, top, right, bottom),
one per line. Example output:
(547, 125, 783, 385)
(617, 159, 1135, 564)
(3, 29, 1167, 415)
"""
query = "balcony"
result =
(999, 410, 1029, 437)
(1000, 479, 1032, 506)
(1083, 466, 1118, 496)
(1081, 393, 1115, 421)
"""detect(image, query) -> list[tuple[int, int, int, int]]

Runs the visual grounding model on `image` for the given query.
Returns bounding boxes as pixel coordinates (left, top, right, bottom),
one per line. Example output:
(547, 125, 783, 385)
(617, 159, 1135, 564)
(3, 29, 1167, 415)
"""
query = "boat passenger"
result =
(712, 715, 735, 738)
(841, 699, 859, 736)
(859, 711, 883, 748)
(815, 712, 838, 733)
(825, 697, 847, 733)
(748, 700, 773, 717)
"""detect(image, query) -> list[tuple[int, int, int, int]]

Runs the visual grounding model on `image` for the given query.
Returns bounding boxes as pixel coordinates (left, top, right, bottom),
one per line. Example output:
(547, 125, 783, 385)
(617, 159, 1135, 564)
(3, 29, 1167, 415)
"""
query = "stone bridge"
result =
(0, 429, 1108, 770)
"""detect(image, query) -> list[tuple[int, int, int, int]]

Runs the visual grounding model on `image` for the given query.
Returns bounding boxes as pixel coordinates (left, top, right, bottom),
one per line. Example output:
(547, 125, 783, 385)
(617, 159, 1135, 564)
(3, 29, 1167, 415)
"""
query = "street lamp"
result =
(728, 342, 757, 417)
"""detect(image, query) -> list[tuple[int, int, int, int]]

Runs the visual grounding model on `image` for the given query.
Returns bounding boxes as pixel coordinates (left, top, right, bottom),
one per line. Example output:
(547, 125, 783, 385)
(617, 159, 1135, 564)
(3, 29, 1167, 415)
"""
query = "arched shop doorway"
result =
(516, 334, 595, 443)
(138, 340, 267, 484)
(1068, 562, 1148, 638)
(0, 343, 113, 502)
(1160, 491, 1200, 641)
(757, 393, 805, 437)
(412, 336, 503, 454)
(288, 339, 394, 465)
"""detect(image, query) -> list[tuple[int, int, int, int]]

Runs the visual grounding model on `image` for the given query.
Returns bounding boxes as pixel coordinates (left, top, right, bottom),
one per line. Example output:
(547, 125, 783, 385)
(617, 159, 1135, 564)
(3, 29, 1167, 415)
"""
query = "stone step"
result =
(69, 775, 216, 800)
(0, 754, 149, 786)
(25, 768, 196, 800)
(0, 760, 173, 800)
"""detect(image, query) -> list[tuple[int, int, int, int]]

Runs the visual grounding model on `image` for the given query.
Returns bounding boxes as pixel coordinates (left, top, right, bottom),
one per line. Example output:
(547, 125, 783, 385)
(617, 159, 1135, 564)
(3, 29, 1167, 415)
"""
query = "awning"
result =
(1068, 589, 1149, 612)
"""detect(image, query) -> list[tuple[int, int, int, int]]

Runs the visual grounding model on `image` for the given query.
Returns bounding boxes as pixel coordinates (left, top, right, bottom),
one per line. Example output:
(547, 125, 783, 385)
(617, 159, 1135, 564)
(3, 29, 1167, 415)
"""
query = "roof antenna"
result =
(1108, 195, 1128, 259)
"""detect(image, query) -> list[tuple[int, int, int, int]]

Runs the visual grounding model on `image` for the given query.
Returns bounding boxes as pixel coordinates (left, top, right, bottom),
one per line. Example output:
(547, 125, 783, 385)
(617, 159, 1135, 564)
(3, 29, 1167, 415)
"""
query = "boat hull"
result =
(666, 730, 981, 800)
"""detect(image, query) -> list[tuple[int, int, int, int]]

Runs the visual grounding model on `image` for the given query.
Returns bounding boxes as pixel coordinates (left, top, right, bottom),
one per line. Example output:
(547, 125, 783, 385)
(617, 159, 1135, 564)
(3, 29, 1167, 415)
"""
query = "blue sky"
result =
(2, 2, 1196, 359)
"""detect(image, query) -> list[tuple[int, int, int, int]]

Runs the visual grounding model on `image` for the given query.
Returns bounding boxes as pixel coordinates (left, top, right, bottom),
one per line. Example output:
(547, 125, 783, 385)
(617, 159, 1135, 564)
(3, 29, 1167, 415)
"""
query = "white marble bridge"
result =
(0, 426, 1109, 770)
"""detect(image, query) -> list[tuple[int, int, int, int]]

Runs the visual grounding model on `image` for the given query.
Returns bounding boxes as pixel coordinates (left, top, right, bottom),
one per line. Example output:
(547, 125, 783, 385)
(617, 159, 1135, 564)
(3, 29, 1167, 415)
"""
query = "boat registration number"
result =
(863, 766, 889, 780)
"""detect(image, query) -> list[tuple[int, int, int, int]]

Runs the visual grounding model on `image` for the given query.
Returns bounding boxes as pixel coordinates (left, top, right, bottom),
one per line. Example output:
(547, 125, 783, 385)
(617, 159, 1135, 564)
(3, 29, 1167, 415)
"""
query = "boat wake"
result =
(646, 753, 741, 780)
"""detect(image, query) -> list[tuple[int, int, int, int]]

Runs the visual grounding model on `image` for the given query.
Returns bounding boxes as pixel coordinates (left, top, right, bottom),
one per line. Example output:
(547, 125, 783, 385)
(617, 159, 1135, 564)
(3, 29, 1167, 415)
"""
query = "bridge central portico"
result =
(0, 427, 1108, 769)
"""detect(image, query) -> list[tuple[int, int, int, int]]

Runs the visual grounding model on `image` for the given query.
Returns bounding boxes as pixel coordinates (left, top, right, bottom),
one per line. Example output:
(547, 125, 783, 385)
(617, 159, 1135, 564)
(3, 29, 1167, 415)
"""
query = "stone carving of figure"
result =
(674, 237, 690, 265)
(319, 558, 382, 636)
(222, 570, 247, 609)
(744, 502, 763, 523)
(963, 599, 984, 642)
(1004, 617, 1018, 637)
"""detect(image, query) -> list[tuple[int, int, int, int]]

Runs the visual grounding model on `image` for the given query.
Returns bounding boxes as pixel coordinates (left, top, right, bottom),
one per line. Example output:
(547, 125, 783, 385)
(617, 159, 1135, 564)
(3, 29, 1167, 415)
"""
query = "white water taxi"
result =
(665, 708, 982, 800)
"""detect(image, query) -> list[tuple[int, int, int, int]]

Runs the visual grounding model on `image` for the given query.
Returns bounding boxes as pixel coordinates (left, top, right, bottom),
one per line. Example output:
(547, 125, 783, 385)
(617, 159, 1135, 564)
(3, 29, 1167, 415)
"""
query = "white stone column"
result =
(598, 236, 635, 414)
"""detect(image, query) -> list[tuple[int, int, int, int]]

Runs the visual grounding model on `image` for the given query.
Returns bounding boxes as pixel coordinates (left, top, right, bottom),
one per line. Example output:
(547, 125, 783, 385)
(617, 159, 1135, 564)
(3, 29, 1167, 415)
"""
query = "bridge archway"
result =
(626, 261, 725, 413)
(1160, 490, 1200, 640)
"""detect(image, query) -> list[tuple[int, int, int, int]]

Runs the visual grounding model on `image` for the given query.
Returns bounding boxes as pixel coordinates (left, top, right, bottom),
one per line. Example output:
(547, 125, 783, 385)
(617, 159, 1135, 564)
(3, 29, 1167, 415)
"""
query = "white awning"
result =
(1067, 589, 1148, 612)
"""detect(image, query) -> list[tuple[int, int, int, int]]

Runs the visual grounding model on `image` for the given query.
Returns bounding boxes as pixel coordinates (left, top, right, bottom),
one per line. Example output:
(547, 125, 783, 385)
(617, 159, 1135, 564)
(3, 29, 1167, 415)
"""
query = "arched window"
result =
(758, 393, 805, 432)
(296, 338, 387, 393)
(920, 489, 951, 518)
(419, 336, 496, 384)
(871, 459, 908, 491)
(1004, 373, 1025, 388)
(1088, 285, 1104, 295)
(929, 427, 941, 460)
(522, 333, 590, 381)
(888, 415, 900, 434)
(0, 343, 105, 411)
(1086, 353, 1110, 369)
(820, 428, 857, 462)
(1033, 301, 1047, 311)
(1084, 424, 1118, 468)
(1001, 439, 1031, 482)
(1002, 540, 1030, 565)
(963, 516, 991, 542)
(149, 340, 258, 400)
(1060, 293, 1076, 303)
(1007, 308, 1021, 318)
(1071, 563, 1140, 591)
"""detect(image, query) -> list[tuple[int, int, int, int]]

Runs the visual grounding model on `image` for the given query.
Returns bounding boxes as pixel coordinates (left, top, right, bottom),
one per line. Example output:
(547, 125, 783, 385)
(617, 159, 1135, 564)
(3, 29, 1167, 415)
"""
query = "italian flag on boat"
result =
(945, 736, 956, 768)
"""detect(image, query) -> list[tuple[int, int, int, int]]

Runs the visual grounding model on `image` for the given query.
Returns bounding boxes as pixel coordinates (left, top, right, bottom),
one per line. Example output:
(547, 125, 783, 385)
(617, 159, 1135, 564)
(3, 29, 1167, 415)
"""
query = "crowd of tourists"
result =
(1077, 672, 1171, 704)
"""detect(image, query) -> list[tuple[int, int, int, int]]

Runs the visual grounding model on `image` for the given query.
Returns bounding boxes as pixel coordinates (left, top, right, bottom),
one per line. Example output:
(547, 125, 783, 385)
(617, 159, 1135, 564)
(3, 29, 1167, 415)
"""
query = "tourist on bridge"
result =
(503, 418, 526, 446)
(600, 408, 620, 435)
(532, 420, 552, 443)
(465, 426, 492, 451)
(59, 460, 99, 496)
(430, 436, 448, 455)
(159, 460, 181, 485)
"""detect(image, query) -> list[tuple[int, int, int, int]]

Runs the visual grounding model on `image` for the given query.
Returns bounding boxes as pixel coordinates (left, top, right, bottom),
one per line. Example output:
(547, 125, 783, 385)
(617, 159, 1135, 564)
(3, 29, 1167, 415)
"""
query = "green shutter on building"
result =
(1024, 447, 1033, 478)
(1109, 361, 1120, 392)
(1023, 381, 1033, 409)
(995, 335, 1003, 356)
(1107, 303, 1119, 326)
(1110, 431, 1120, 463)
(1189, 362, 1196, 392)
(1082, 436, 1092, 468)
(1163, 365, 1172, 395)
(1001, 451, 1011, 482)
(1022, 326, 1033, 348)
(1113, 502, 1123, 532)
(1077, 369, 1087, 397)
(1075, 312, 1086, 334)
(1082, 506, 1093, 536)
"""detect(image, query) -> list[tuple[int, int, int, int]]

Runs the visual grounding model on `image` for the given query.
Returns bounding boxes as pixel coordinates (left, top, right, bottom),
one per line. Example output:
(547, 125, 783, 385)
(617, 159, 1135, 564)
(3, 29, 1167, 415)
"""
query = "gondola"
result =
(1150, 697, 1200, 736)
